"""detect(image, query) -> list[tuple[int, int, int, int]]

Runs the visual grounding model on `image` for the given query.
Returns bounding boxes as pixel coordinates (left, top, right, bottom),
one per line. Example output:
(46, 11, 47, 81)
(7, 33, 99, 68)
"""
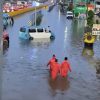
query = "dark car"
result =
(96, 12, 100, 17)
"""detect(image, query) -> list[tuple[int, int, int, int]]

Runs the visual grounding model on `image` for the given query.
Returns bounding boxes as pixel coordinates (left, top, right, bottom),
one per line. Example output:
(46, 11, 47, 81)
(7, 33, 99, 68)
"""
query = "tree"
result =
(87, 10, 94, 27)
(87, 10, 94, 19)
(87, 17, 94, 27)
(74, 12, 79, 17)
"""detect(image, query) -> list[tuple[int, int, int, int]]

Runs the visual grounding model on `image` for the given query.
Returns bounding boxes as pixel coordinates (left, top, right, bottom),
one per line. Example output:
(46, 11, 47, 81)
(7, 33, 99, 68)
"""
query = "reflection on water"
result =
(30, 38, 51, 45)
(3, 42, 9, 55)
(72, 19, 85, 34)
(30, 38, 52, 49)
(95, 61, 100, 75)
(19, 38, 54, 48)
(82, 46, 100, 77)
(82, 47, 94, 57)
(96, 36, 100, 41)
(3, 47, 9, 55)
(93, 59, 100, 79)
(48, 77, 70, 96)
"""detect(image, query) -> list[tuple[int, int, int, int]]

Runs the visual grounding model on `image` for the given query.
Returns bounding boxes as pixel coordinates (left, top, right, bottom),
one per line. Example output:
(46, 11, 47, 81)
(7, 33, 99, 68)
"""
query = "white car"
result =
(19, 26, 55, 40)
(66, 11, 73, 19)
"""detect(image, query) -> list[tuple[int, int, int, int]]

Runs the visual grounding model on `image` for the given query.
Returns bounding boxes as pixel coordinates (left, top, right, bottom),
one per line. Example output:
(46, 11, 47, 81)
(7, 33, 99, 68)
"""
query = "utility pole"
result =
(0, 0, 4, 56)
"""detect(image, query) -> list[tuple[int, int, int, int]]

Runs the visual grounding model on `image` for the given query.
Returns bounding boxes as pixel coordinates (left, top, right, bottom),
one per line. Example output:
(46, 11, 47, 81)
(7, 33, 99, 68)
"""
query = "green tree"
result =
(87, 10, 94, 27)
(75, 12, 79, 17)
(87, 10, 94, 19)
(87, 17, 94, 27)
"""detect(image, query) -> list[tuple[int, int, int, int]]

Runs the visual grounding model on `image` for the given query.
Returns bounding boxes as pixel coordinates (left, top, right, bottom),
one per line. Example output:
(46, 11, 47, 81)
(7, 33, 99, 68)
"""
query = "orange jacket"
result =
(51, 62, 60, 79)
(60, 60, 71, 77)
(52, 62, 60, 73)
(47, 57, 56, 70)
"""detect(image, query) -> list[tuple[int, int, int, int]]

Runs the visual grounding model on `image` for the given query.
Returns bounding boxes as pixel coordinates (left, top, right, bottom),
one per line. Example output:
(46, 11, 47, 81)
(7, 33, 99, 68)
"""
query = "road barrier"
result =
(8, 3, 52, 17)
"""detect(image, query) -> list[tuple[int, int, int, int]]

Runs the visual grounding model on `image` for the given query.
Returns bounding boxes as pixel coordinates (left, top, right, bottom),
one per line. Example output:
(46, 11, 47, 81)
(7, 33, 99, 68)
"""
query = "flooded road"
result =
(2, 5, 100, 100)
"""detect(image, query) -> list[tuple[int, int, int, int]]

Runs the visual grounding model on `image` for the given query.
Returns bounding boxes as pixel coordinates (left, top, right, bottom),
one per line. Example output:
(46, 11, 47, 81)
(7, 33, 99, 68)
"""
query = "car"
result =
(19, 26, 55, 40)
(66, 11, 73, 19)
(96, 12, 100, 17)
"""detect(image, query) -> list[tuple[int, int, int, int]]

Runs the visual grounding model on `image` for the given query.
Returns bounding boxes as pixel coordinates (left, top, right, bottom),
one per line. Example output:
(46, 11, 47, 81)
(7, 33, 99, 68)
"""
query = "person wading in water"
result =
(60, 57, 71, 78)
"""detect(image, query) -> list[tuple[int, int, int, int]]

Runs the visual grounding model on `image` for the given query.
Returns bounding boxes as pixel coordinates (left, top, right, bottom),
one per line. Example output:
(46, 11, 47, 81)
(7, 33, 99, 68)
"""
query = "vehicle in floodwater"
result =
(19, 26, 55, 40)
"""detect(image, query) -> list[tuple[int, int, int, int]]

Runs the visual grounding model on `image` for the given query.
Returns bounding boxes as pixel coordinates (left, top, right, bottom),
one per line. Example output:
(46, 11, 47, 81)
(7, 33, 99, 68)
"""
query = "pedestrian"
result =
(7, 17, 11, 25)
(51, 59, 60, 80)
(3, 25, 7, 31)
(3, 30, 9, 46)
(3, 18, 7, 31)
(47, 54, 56, 72)
(60, 57, 71, 78)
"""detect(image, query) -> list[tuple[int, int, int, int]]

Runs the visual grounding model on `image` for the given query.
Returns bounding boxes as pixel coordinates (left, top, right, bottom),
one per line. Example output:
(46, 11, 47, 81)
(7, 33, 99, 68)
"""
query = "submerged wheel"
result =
(29, 37, 33, 40)
(50, 35, 55, 40)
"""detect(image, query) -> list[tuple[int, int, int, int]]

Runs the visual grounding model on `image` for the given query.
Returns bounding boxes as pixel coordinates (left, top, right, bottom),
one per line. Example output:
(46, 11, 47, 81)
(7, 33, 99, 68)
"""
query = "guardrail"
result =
(8, 2, 53, 17)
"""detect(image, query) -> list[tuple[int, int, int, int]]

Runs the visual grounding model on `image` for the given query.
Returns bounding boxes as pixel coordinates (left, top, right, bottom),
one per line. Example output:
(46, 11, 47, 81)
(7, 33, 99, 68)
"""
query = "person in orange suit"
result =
(47, 54, 56, 72)
(51, 59, 60, 80)
(60, 57, 71, 78)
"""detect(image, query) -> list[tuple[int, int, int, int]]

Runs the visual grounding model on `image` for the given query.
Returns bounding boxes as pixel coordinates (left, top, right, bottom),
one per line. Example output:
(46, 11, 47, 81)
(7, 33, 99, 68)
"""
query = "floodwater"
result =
(1, 5, 100, 100)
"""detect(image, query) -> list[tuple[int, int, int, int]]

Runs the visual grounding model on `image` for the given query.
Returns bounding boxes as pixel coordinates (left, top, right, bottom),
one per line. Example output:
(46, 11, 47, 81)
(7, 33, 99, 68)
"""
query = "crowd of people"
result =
(47, 54, 71, 80)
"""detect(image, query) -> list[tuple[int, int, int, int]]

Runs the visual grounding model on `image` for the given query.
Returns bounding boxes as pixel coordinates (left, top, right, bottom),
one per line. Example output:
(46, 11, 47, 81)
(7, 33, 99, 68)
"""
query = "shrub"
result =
(87, 10, 94, 19)
(75, 12, 79, 17)
(87, 10, 94, 27)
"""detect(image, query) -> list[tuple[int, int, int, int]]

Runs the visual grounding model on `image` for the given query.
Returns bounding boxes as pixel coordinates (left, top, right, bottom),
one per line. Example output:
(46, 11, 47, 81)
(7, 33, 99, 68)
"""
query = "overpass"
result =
(8, 1, 54, 17)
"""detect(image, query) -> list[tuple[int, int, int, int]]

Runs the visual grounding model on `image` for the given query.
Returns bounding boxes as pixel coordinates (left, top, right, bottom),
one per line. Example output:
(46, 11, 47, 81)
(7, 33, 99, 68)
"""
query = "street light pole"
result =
(0, 0, 4, 55)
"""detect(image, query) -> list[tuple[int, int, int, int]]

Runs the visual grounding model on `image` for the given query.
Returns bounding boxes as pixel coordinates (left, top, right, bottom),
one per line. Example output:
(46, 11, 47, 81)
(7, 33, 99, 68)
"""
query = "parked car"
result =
(96, 12, 100, 17)
(66, 11, 73, 19)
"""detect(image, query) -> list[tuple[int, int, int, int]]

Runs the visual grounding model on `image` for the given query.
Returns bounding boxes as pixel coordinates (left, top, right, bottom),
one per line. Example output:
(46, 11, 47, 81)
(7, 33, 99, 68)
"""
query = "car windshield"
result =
(37, 29, 44, 32)
(29, 29, 36, 32)
(20, 27, 26, 32)
(67, 13, 73, 15)
(96, 2, 100, 5)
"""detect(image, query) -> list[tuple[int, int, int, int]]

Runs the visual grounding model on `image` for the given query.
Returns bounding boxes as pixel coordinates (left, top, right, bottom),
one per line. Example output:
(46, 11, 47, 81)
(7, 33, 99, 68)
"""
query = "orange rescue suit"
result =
(47, 57, 56, 71)
(51, 62, 60, 80)
(60, 60, 71, 77)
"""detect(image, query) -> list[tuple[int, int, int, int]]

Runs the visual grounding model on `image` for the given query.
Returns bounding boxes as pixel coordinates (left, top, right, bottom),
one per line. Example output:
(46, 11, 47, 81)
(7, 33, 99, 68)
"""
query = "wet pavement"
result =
(1, 5, 100, 100)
